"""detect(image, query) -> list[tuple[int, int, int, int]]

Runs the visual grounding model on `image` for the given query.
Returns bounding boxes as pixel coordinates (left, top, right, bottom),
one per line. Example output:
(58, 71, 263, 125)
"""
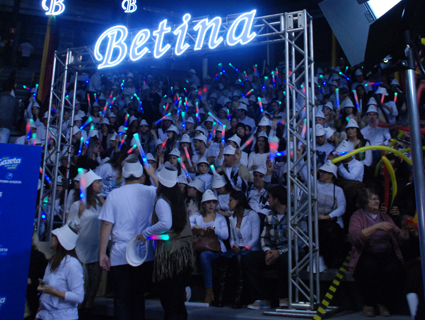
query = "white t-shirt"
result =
(99, 184, 157, 266)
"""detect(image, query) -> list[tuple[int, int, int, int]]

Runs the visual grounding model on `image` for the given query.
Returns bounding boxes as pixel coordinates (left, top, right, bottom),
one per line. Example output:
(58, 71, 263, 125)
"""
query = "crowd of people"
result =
(4, 57, 425, 320)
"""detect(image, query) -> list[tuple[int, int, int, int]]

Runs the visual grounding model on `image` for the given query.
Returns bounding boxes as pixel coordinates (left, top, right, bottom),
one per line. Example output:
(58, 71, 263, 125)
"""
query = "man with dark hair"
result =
(243, 184, 293, 310)
(0, 81, 19, 143)
(99, 155, 157, 319)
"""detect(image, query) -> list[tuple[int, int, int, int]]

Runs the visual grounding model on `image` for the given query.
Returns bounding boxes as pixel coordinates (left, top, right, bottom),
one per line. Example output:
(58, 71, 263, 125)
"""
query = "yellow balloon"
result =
(381, 156, 397, 208)
(331, 145, 412, 166)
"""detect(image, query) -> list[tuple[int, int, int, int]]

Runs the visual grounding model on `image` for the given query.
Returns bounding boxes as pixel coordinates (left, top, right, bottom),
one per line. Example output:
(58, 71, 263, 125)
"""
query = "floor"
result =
(90, 298, 412, 319)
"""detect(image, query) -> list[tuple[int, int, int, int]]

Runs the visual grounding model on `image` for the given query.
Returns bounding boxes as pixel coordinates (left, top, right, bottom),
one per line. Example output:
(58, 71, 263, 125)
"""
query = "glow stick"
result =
(244, 71, 248, 81)
(335, 88, 340, 109)
(94, 93, 98, 102)
(78, 137, 84, 155)
(26, 119, 32, 142)
(210, 164, 217, 175)
(177, 100, 182, 116)
(262, 77, 268, 90)
(218, 63, 226, 74)
(80, 117, 92, 130)
(118, 134, 127, 150)
(182, 111, 186, 129)
(31, 133, 37, 145)
(257, 97, 264, 113)
(147, 234, 170, 240)
(245, 89, 254, 97)
(23, 85, 32, 91)
(87, 93, 91, 110)
(394, 92, 398, 103)
(178, 158, 192, 181)
(226, 109, 231, 121)
(239, 135, 255, 151)
(134, 94, 144, 113)
(353, 90, 360, 111)
(221, 125, 226, 145)
(78, 168, 87, 203)
(195, 102, 200, 122)
(133, 133, 150, 169)
(124, 114, 129, 129)
(127, 144, 137, 154)
(381, 94, 385, 104)
(207, 112, 223, 126)
(161, 137, 168, 148)
(183, 146, 193, 167)
(298, 119, 307, 149)
(269, 136, 279, 161)
(338, 72, 351, 81)
(156, 113, 172, 125)
(171, 86, 174, 95)
(40, 167, 51, 184)
(229, 63, 239, 72)
(86, 124, 94, 146)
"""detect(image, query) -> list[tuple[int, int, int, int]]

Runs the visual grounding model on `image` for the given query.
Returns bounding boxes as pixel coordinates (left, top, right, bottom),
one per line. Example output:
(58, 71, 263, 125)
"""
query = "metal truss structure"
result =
(38, 9, 321, 317)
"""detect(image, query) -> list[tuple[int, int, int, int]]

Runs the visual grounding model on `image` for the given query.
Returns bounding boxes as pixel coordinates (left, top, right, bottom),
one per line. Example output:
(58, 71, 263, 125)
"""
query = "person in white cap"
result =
(351, 69, 372, 93)
(215, 145, 250, 191)
(344, 119, 372, 167)
(187, 68, 200, 88)
(157, 114, 173, 141)
(15, 120, 39, 145)
(375, 87, 398, 124)
(99, 118, 113, 152)
(189, 189, 229, 305)
(316, 124, 335, 167)
(315, 110, 327, 127)
(66, 170, 104, 313)
(98, 155, 157, 319)
(138, 162, 196, 319)
(332, 140, 364, 182)
(216, 190, 260, 308)
(36, 225, 84, 320)
(192, 134, 212, 169)
(247, 132, 270, 172)
(218, 107, 231, 128)
(186, 178, 206, 216)
(196, 157, 213, 189)
(300, 156, 347, 265)
(245, 164, 272, 215)
(237, 103, 256, 130)
(360, 104, 391, 148)
(211, 173, 234, 215)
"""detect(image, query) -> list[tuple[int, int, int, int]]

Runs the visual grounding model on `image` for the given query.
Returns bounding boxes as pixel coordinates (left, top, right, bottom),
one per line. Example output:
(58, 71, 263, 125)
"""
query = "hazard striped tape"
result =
(313, 252, 351, 320)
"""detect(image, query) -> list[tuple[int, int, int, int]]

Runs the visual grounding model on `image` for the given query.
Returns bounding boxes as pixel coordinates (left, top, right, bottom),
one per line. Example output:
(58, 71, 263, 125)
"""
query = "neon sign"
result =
(94, 10, 257, 69)
(41, 0, 65, 15)
(122, 0, 137, 13)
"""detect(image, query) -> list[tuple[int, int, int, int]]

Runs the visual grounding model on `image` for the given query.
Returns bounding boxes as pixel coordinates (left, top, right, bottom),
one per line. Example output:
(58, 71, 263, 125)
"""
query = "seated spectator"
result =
(348, 188, 410, 317)
(189, 190, 229, 305)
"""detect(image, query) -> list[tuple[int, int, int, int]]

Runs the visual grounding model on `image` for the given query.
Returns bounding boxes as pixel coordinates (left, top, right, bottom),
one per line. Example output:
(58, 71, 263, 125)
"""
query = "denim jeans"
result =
(0, 128, 10, 143)
(110, 262, 153, 320)
(199, 251, 222, 289)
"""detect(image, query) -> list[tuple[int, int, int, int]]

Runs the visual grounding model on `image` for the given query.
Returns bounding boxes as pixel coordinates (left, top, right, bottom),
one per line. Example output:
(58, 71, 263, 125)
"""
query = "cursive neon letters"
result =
(94, 11, 257, 68)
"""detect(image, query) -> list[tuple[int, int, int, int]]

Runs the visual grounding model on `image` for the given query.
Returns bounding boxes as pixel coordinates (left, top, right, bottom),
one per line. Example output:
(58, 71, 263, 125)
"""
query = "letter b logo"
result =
(122, 0, 137, 13)
(42, 0, 65, 15)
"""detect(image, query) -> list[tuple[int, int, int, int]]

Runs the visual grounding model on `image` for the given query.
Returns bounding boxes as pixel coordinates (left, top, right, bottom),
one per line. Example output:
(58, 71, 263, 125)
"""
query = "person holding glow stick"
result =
(99, 155, 157, 320)
(67, 170, 104, 314)
(137, 163, 195, 319)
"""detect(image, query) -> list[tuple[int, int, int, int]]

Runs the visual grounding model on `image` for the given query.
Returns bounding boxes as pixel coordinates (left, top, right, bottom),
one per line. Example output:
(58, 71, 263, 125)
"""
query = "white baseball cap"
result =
(169, 148, 180, 157)
(253, 164, 267, 176)
(366, 105, 378, 114)
(52, 225, 79, 251)
(367, 97, 378, 106)
(228, 134, 241, 148)
(178, 175, 188, 185)
(122, 154, 143, 178)
(81, 170, 102, 189)
(201, 189, 218, 203)
(101, 118, 110, 125)
(343, 99, 354, 108)
(334, 140, 354, 156)
(258, 117, 271, 127)
(197, 157, 209, 166)
(194, 134, 208, 146)
(223, 145, 236, 155)
(346, 119, 359, 129)
(375, 87, 388, 96)
(188, 178, 205, 193)
(319, 160, 338, 177)
(157, 162, 178, 188)
(126, 235, 150, 267)
(211, 174, 226, 189)
(315, 124, 326, 136)
(316, 110, 325, 119)
(180, 134, 191, 144)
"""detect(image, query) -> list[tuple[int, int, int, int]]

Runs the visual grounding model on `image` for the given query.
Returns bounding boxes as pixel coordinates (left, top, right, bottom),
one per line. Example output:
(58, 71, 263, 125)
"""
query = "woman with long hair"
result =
(67, 170, 104, 315)
(77, 141, 101, 171)
(138, 163, 196, 320)
(36, 225, 84, 319)
(342, 119, 372, 167)
(211, 173, 234, 217)
(186, 178, 205, 216)
(247, 132, 270, 172)
(95, 152, 127, 197)
(190, 190, 229, 305)
(215, 191, 260, 308)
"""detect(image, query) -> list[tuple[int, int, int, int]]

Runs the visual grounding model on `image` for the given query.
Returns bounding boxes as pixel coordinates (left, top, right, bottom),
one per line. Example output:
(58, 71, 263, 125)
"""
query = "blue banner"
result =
(0, 144, 42, 319)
